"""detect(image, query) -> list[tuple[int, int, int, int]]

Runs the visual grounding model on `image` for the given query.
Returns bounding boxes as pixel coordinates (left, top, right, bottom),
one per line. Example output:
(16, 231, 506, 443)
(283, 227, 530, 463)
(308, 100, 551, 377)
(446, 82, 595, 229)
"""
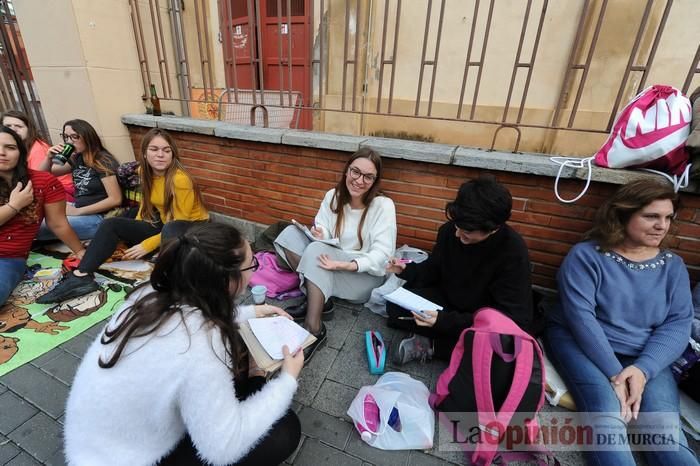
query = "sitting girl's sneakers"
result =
(36, 272, 99, 304)
(287, 300, 335, 322)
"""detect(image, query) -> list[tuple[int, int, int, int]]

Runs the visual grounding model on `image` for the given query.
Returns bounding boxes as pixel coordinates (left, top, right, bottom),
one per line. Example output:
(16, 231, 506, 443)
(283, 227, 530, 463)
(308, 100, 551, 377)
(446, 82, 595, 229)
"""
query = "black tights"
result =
(157, 377, 301, 466)
(78, 218, 202, 273)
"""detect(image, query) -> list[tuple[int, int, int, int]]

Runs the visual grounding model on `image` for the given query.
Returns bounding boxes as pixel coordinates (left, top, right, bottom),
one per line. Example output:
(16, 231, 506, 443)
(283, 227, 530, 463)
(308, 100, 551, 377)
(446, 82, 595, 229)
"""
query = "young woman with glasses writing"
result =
(1, 110, 75, 201)
(38, 128, 209, 304)
(64, 223, 303, 466)
(36, 119, 122, 240)
(274, 147, 397, 361)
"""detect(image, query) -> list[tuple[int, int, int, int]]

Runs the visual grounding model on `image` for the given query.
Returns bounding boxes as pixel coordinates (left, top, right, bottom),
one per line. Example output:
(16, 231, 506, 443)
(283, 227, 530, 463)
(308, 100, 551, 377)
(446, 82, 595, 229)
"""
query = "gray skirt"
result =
(274, 225, 384, 303)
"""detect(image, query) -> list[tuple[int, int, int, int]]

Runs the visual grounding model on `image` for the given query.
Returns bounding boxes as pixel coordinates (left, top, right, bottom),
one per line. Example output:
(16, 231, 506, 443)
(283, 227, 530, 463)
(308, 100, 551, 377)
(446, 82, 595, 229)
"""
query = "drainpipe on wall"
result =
(359, 0, 373, 136)
(169, 0, 191, 116)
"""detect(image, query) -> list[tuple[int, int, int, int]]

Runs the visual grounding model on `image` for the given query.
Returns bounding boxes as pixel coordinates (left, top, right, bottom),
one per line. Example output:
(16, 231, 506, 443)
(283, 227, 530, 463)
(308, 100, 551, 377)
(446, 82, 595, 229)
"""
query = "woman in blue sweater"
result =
(546, 179, 698, 466)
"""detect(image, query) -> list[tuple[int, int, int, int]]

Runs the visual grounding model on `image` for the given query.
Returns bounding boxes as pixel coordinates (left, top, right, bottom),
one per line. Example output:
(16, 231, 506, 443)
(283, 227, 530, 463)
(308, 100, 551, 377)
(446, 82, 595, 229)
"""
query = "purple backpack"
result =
(431, 308, 553, 466)
(249, 252, 302, 299)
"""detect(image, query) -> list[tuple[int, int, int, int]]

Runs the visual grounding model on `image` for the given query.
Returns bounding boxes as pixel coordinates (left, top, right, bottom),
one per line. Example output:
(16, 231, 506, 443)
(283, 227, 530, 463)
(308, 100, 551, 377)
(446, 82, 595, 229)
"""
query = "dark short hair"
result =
(445, 176, 512, 231)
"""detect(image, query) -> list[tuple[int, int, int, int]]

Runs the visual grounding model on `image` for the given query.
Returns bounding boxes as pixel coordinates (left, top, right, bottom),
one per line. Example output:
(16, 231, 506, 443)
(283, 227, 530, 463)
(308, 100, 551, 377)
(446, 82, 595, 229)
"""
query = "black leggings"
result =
(386, 287, 460, 360)
(157, 377, 301, 466)
(78, 218, 202, 273)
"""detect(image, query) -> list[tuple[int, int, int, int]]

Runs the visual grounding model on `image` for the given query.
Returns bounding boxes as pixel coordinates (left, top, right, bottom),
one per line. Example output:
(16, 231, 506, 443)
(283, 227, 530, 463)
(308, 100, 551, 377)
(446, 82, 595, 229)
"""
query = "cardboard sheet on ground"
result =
(0, 252, 140, 377)
(238, 317, 316, 373)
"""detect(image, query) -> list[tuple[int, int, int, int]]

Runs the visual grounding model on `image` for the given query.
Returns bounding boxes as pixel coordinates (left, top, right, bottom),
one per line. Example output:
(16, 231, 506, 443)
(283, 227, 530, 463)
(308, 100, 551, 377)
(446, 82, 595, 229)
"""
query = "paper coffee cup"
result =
(251, 285, 267, 304)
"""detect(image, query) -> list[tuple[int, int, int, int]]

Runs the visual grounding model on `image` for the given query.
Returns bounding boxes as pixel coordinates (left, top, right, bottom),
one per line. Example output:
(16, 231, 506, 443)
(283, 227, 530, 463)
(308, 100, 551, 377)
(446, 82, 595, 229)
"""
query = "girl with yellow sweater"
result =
(38, 129, 208, 303)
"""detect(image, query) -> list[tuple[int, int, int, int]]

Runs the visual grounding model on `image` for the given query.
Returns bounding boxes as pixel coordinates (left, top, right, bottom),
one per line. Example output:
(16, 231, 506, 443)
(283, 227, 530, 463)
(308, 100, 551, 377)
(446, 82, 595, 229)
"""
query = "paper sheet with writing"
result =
(248, 316, 311, 359)
(291, 219, 340, 247)
(383, 287, 443, 314)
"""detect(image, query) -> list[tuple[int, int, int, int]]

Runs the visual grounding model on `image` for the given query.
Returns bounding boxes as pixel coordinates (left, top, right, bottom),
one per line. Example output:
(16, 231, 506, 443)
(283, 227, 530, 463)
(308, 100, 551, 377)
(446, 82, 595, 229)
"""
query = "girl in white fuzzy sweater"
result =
(64, 223, 304, 466)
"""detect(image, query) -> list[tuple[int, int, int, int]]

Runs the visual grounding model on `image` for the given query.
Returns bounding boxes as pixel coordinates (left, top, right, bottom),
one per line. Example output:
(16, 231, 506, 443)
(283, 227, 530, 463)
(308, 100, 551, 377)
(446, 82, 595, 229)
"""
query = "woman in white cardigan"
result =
(64, 223, 303, 466)
(275, 147, 397, 360)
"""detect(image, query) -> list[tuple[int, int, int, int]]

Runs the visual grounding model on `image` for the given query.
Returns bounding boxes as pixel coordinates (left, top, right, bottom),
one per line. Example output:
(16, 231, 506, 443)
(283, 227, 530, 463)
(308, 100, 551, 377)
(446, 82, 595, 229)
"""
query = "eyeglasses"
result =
(60, 133, 81, 142)
(240, 255, 259, 273)
(348, 166, 377, 184)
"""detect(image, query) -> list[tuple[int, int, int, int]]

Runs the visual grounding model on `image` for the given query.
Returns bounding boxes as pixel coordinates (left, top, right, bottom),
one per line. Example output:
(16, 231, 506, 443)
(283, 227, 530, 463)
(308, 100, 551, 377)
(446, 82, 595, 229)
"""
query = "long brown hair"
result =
(62, 119, 115, 176)
(331, 147, 383, 249)
(99, 223, 248, 375)
(584, 179, 678, 251)
(1, 110, 45, 150)
(0, 126, 39, 223)
(138, 128, 205, 223)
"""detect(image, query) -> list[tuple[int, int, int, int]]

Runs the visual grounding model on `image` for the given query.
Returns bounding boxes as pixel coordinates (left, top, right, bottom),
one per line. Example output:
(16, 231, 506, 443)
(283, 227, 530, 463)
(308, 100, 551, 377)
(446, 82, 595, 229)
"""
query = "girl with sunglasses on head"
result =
(1, 110, 75, 201)
(65, 222, 303, 466)
(0, 126, 85, 306)
(38, 128, 209, 304)
(274, 147, 397, 361)
(36, 119, 122, 240)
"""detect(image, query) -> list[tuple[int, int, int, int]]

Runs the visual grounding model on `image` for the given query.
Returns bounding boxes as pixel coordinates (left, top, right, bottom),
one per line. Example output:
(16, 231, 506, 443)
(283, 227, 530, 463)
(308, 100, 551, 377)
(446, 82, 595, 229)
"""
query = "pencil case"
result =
(365, 330, 386, 375)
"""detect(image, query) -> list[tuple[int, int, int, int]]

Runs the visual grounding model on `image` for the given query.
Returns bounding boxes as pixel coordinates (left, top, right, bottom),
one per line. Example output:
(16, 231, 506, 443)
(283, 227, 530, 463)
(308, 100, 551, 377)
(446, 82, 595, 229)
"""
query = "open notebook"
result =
(383, 287, 443, 316)
(238, 316, 317, 373)
(291, 219, 340, 247)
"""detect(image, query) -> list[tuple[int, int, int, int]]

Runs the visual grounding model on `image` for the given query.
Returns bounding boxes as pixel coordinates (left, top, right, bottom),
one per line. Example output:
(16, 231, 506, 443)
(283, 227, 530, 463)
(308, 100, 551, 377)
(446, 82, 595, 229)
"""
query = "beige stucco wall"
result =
(12, 0, 146, 162)
(317, 0, 700, 155)
(13, 0, 700, 158)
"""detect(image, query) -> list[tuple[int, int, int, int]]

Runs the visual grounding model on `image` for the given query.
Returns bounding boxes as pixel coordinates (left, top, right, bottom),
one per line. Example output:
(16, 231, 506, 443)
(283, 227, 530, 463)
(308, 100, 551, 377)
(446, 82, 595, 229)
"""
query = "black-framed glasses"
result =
(241, 255, 259, 273)
(60, 132, 81, 142)
(347, 166, 377, 184)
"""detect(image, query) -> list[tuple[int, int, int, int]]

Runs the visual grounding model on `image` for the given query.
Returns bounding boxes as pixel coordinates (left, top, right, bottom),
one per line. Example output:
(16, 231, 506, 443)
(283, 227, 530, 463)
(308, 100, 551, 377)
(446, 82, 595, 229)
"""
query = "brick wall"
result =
(127, 126, 700, 289)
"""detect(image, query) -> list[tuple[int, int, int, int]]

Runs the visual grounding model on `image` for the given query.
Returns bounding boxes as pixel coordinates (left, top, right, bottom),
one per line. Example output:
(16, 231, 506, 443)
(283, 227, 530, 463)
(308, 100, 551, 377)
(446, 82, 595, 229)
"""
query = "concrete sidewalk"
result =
(1, 297, 698, 465)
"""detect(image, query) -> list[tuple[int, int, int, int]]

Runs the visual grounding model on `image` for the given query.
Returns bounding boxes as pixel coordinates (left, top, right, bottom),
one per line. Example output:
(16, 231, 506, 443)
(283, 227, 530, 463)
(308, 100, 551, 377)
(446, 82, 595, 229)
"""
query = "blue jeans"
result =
(0, 258, 26, 306)
(546, 323, 699, 466)
(37, 207, 104, 241)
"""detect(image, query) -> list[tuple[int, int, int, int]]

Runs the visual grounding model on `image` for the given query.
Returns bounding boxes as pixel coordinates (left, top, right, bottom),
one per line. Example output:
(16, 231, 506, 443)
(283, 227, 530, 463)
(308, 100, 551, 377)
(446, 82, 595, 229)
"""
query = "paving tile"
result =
(59, 334, 94, 358)
(311, 380, 358, 422)
(293, 438, 362, 466)
(5, 451, 42, 466)
(39, 351, 81, 385)
(351, 308, 401, 342)
(298, 406, 353, 449)
(7, 413, 63, 463)
(294, 345, 338, 406)
(408, 450, 457, 465)
(46, 448, 68, 466)
(0, 382, 6, 395)
(345, 431, 411, 466)
(0, 364, 69, 419)
(29, 348, 66, 368)
(426, 445, 469, 465)
(0, 391, 39, 435)
(83, 321, 107, 339)
(0, 434, 21, 464)
(324, 303, 359, 350)
(326, 332, 381, 389)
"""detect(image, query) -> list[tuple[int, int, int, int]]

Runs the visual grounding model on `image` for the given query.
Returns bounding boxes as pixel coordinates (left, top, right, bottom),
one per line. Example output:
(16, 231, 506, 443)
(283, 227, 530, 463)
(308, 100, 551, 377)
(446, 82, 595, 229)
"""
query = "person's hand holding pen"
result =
(309, 223, 324, 239)
(385, 257, 412, 274)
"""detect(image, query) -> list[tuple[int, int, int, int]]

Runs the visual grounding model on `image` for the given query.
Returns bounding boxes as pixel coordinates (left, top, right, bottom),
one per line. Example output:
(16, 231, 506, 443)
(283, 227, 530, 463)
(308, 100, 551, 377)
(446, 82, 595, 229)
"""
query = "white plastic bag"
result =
(364, 245, 429, 317)
(347, 372, 435, 450)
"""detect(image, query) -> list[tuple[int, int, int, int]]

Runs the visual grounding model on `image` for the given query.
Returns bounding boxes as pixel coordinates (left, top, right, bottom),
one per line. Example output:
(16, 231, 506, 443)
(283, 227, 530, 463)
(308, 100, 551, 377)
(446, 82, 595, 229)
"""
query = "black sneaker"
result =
(36, 273, 100, 304)
(287, 300, 335, 322)
(303, 323, 327, 363)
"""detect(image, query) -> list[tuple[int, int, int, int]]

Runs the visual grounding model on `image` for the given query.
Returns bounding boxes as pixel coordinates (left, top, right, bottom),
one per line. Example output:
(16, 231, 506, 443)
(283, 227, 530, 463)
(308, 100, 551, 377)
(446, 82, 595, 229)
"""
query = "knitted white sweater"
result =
(64, 289, 297, 466)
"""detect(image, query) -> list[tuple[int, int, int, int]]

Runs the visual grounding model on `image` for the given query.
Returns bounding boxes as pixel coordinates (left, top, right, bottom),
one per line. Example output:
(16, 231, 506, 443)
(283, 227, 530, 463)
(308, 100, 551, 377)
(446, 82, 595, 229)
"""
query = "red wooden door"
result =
(219, 0, 311, 129)
(259, 0, 311, 128)
(219, 0, 257, 91)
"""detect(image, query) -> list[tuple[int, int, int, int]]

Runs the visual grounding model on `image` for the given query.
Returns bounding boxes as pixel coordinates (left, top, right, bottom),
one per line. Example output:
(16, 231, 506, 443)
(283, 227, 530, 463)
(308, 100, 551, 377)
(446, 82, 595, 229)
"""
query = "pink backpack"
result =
(595, 85, 691, 176)
(431, 308, 551, 466)
(249, 252, 302, 299)
(552, 85, 692, 203)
